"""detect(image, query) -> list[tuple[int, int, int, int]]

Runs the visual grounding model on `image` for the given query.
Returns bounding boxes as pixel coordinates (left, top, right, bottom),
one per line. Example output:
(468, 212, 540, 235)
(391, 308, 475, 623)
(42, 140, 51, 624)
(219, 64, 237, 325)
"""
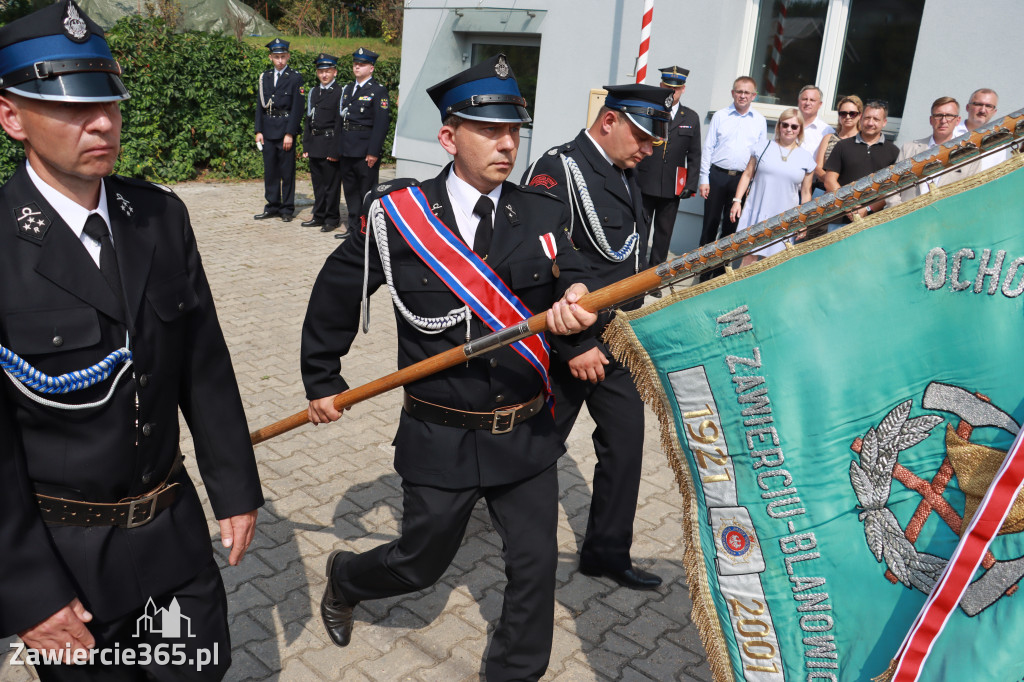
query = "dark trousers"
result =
(339, 156, 380, 231)
(552, 356, 644, 572)
(33, 559, 230, 682)
(642, 193, 681, 267)
(332, 465, 558, 682)
(700, 166, 742, 280)
(261, 137, 296, 216)
(309, 157, 342, 227)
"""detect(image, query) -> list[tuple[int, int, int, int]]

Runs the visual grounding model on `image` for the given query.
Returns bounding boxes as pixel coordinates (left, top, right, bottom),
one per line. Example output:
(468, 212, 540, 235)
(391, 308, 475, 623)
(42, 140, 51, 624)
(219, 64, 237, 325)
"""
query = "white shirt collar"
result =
(355, 76, 370, 87)
(728, 103, 755, 118)
(584, 130, 617, 168)
(26, 160, 111, 242)
(275, 68, 285, 77)
(446, 165, 502, 244)
(804, 115, 827, 130)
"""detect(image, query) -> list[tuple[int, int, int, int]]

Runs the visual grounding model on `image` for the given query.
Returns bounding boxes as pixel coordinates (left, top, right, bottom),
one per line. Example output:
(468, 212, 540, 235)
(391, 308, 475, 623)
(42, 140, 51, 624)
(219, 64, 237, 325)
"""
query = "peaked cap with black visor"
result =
(0, 0, 129, 103)
(602, 84, 670, 140)
(427, 54, 531, 124)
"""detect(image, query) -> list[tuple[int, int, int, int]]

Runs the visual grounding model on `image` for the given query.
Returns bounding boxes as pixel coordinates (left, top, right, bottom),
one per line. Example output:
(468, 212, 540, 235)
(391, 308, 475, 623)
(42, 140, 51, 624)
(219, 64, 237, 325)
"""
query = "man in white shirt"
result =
(697, 76, 767, 278)
(953, 88, 1009, 172)
(887, 96, 979, 207)
(796, 85, 835, 188)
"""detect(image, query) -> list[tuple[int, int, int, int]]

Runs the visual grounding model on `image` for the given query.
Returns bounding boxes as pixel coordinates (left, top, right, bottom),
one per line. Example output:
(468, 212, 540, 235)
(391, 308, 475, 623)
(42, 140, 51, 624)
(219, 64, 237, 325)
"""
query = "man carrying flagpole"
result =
(301, 54, 596, 681)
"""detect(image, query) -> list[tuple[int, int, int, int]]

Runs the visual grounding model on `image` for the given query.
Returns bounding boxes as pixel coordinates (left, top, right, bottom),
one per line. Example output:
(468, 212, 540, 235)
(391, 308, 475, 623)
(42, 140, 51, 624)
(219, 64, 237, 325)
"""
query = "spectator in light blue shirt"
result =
(697, 76, 767, 279)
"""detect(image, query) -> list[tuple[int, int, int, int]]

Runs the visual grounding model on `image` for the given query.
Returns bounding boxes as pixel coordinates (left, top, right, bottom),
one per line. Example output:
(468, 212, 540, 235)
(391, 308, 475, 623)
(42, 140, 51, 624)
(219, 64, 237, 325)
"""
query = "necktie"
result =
(472, 195, 494, 258)
(83, 213, 125, 308)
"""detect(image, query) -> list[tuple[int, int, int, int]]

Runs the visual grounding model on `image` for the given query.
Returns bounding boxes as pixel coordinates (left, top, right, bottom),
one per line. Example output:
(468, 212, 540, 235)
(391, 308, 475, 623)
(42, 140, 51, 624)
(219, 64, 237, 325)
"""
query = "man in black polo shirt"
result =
(823, 100, 899, 220)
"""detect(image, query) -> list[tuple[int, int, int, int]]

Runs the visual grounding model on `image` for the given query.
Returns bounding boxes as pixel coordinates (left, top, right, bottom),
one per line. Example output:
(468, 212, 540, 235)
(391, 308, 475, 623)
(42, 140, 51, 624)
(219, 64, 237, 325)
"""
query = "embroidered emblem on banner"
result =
(715, 517, 759, 564)
(528, 174, 557, 189)
(116, 193, 133, 217)
(379, 187, 552, 402)
(664, 94, 673, 109)
(14, 203, 49, 242)
(849, 381, 1024, 617)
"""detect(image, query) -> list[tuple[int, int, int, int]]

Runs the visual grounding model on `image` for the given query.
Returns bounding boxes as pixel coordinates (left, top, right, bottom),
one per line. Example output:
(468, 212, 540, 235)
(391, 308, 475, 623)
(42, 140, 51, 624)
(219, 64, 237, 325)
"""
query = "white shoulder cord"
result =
(559, 154, 639, 264)
(363, 199, 471, 336)
(258, 72, 274, 110)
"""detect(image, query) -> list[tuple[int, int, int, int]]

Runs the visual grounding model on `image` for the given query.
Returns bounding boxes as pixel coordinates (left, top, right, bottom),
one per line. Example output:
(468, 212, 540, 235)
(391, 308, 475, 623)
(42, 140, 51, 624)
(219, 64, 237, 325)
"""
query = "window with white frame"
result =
(743, 0, 924, 119)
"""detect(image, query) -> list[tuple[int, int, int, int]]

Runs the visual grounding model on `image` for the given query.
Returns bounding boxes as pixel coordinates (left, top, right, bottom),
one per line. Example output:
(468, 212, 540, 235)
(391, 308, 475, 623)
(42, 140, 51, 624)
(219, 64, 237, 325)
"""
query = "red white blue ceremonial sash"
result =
(890, 426, 1024, 681)
(380, 187, 553, 402)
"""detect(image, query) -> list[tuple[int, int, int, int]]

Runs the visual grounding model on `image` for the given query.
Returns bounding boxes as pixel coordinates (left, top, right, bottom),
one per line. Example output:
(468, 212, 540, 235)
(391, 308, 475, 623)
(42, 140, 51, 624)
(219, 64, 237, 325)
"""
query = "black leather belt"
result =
(711, 164, 741, 176)
(266, 108, 290, 118)
(403, 392, 545, 435)
(311, 128, 335, 137)
(342, 121, 371, 131)
(35, 458, 182, 528)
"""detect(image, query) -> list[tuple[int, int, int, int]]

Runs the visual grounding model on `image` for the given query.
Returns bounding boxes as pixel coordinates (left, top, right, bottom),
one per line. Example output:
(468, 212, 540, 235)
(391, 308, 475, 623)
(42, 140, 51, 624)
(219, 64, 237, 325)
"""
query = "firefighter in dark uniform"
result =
(522, 83, 670, 591)
(254, 38, 303, 222)
(636, 66, 701, 270)
(305, 55, 597, 681)
(301, 53, 344, 232)
(0, 2, 263, 679)
(337, 47, 390, 235)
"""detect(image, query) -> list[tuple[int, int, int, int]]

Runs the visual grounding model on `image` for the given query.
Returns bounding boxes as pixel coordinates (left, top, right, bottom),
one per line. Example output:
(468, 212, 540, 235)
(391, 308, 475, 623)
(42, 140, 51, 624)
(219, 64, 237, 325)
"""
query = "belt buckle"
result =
(126, 495, 158, 528)
(491, 406, 518, 435)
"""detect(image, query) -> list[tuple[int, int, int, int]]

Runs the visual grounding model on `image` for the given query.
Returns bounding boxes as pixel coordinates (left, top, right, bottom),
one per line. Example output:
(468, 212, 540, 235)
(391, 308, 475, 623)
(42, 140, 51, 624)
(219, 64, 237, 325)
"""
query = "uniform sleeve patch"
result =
(528, 174, 557, 189)
(381, 98, 389, 109)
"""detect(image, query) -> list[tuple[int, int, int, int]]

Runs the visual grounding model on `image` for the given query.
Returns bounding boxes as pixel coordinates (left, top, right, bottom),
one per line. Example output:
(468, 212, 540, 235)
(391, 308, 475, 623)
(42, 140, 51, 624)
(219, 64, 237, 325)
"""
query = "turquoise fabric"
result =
(623, 163, 1024, 681)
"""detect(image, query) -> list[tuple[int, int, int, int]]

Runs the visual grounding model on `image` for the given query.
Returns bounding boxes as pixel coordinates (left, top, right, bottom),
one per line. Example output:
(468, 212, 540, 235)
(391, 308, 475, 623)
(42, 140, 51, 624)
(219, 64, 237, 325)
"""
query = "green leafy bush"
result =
(0, 15, 399, 184)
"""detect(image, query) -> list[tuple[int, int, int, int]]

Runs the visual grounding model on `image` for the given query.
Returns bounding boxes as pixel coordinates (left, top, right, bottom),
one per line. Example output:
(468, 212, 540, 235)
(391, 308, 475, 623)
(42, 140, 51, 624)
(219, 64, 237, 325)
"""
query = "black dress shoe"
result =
(319, 224, 336, 232)
(321, 550, 355, 647)
(301, 219, 324, 227)
(580, 563, 663, 590)
(280, 214, 293, 223)
(333, 228, 349, 240)
(253, 212, 278, 220)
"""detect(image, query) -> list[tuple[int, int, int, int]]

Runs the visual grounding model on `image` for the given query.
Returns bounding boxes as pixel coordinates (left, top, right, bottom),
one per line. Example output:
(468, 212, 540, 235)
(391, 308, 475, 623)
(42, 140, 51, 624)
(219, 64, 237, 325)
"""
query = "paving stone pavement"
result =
(0, 173, 712, 682)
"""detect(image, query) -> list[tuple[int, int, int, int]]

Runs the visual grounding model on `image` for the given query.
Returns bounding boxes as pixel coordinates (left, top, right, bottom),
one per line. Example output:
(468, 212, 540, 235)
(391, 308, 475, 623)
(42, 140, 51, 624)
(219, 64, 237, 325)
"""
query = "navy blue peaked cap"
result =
(603, 83, 671, 139)
(427, 54, 530, 124)
(266, 38, 289, 53)
(352, 47, 378, 64)
(316, 53, 338, 69)
(0, 0, 128, 102)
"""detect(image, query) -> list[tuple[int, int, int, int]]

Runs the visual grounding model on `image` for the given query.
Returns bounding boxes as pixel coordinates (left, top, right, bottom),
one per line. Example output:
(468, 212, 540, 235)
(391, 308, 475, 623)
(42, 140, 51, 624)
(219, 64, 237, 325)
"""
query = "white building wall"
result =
(396, 0, 1023, 257)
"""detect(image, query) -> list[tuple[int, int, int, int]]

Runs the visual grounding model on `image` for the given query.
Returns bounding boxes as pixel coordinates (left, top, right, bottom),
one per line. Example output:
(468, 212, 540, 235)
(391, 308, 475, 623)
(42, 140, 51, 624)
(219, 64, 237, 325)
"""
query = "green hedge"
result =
(0, 15, 400, 184)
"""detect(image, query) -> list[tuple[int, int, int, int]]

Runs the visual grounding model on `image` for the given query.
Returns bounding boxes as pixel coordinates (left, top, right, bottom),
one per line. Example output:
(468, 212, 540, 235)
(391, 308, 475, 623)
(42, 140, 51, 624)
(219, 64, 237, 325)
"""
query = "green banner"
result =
(608, 158, 1024, 681)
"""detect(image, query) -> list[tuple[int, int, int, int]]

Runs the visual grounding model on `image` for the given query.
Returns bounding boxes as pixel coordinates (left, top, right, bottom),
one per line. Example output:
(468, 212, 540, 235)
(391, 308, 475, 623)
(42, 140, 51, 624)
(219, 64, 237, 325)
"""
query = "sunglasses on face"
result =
(838, 110, 860, 118)
(778, 122, 800, 130)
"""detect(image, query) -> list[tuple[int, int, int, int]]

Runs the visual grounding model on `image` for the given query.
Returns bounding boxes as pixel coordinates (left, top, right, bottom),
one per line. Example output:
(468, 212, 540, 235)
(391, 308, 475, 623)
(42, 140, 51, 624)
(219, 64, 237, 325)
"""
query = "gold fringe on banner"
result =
(604, 150, 1024, 682)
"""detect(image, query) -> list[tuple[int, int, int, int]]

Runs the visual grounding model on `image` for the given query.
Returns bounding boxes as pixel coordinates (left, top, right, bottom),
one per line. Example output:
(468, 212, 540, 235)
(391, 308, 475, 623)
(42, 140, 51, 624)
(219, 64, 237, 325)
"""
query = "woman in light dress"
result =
(729, 107, 815, 267)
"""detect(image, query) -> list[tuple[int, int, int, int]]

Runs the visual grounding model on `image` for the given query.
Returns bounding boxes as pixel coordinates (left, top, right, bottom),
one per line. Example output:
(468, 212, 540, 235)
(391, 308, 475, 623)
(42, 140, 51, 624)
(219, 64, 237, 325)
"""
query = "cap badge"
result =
(15, 203, 50, 242)
(116, 193, 133, 217)
(495, 55, 510, 80)
(665, 94, 673, 109)
(63, 2, 89, 42)
(357, 48, 364, 55)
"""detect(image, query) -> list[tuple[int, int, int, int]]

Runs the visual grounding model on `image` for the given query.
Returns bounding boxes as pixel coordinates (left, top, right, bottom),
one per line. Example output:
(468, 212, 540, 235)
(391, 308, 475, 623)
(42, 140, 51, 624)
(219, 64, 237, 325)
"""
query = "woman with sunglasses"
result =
(729, 107, 815, 266)
(815, 95, 862, 182)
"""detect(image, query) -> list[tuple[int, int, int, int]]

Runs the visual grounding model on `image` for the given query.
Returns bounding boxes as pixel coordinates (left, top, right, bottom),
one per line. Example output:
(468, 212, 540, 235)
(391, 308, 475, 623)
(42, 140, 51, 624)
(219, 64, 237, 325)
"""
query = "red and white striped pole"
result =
(765, 0, 789, 96)
(635, 0, 653, 84)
